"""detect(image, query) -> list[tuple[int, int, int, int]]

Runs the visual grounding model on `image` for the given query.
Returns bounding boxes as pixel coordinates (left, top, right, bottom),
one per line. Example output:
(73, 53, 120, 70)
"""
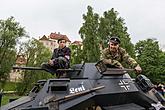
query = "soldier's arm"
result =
(102, 58, 123, 69)
(100, 49, 123, 68)
(100, 49, 106, 60)
(51, 49, 57, 60)
(50, 49, 59, 65)
(122, 49, 142, 73)
(121, 49, 138, 68)
(111, 60, 123, 68)
(64, 48, 71, 61)
(100, 49, 112, 64)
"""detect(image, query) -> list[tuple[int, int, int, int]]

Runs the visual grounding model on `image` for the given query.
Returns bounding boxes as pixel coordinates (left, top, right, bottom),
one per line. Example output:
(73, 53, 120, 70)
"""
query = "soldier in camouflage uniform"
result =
(100, 37, 142, 73)
(41, 38, 71, 75)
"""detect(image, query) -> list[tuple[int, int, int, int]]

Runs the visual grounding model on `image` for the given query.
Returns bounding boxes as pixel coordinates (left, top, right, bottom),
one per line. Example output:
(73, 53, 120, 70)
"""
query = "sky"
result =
(0, 0, 165, 49)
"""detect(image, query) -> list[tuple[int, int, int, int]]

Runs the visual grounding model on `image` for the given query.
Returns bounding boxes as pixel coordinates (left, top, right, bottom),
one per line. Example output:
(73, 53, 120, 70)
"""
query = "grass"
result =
(1, 94, 21, 106)
(1, 82, 18, 91)
(0, 82, 21, 106)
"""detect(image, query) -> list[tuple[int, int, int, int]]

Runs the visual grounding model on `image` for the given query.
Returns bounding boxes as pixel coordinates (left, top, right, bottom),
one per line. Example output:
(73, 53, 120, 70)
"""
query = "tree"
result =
(158, 51, 165, 82)
(69, 44, 83, 65)
(0, 17, 26, 86)
(16, 39, 52, 95)
(135, 38, 165, 83)
(98, 8, 135, 57)
(79, 6, 135, 68)
(79, 6, 100, 62)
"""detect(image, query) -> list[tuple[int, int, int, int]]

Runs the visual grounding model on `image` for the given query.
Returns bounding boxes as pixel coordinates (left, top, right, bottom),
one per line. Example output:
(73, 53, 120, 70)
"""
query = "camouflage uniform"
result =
(100, 47, 138, 68)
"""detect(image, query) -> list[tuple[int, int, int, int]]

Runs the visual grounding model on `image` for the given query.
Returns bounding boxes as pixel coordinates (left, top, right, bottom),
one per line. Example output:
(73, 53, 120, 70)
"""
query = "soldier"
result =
(41, 38, 71, 75)
(100, 37, 142, 73)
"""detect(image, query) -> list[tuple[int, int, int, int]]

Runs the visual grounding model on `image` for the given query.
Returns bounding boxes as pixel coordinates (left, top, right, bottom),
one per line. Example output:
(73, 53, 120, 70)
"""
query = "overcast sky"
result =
(0, 0, 165, 49)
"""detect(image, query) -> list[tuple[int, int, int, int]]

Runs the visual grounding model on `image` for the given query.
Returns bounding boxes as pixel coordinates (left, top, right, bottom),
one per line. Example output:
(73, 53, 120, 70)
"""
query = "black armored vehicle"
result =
(1, 62, 165, 110)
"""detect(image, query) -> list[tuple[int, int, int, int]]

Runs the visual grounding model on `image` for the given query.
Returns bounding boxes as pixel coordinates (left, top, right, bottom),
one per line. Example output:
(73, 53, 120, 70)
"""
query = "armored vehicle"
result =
(1, 62, 165, 110)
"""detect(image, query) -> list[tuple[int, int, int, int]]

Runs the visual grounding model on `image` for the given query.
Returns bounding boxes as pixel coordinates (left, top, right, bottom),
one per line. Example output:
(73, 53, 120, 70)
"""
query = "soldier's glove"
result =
(135, 64, 142, 73)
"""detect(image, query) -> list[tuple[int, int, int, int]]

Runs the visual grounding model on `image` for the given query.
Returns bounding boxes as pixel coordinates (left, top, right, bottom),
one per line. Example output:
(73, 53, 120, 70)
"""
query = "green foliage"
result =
(0, 82, 19, 105)
(1, 95, 21, 106)
(79, 6, 135, 66)
(135, 39, 165, 83)
(0, 82, 17, 91)
(69, 44, 83, 65)
(79, 6, 100, 62)
(0, 16, 26, 84)
(16, 39, 52, 95)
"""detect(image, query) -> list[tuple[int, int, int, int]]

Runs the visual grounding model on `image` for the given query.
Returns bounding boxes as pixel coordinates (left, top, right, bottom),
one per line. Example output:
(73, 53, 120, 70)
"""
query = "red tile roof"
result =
(39, 35, 49, 40)
(49, 32, 71, 42)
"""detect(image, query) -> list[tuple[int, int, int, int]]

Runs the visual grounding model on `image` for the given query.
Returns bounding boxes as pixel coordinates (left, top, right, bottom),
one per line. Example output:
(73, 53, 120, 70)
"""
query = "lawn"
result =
(0, 81, 21, 106)
(0, 82, 18, 91)
(1, 94, 21, 106)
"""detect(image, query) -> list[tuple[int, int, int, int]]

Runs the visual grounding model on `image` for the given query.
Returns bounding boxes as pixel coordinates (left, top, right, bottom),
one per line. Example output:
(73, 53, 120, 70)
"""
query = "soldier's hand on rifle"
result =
(135, 64, 142, 73)
(48, 60, 54, 66)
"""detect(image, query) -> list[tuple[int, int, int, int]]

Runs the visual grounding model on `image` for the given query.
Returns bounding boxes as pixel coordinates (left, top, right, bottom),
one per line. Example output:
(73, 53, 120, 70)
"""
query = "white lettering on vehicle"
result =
(69, 82, 86, 94)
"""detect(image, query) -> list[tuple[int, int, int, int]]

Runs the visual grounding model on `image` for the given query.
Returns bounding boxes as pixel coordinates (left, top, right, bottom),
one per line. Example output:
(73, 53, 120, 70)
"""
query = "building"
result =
(9, 55, 27, 82)
(72, 41, 82, 46)
(39, 35, 56, 52)
(39, 32, 71, 52)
